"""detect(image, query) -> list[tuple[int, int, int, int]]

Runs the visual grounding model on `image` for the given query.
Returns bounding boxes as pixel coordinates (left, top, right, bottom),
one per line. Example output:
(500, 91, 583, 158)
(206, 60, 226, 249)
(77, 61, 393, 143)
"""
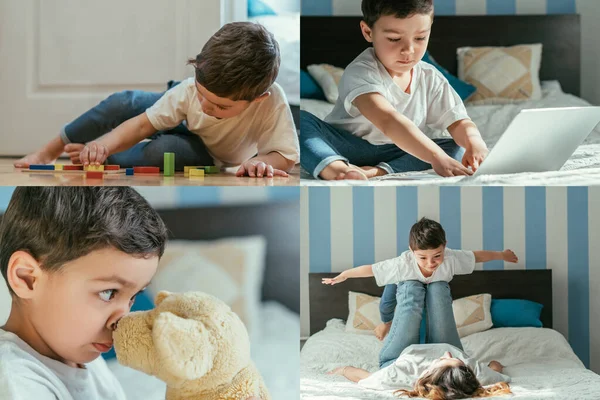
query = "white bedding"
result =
(300, 82, 600, 185)
(301, 319, 600, 399)
(108, 301, 300, 400)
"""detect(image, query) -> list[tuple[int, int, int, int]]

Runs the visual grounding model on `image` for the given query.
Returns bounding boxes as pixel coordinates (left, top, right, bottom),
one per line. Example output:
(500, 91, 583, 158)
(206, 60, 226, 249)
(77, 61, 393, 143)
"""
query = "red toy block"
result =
(64, 165, 84, 170)
(133, 166, 160, 174)
(86, 171, 104, 179)
(104, 165, 120, 170)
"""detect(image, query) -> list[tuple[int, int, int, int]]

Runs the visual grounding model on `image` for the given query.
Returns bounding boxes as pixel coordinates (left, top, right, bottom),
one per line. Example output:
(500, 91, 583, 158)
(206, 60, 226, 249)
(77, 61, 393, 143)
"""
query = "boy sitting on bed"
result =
(0, 187, 168, 399)
(300, 0, 489, 180)
(15, 22, 299, 178)
(322, 217, 518, 340)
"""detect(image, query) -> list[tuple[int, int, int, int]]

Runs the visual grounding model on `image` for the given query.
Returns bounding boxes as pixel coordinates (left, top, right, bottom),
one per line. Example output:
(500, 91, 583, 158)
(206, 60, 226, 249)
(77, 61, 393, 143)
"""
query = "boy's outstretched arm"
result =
(236, 152, 295, 177)
(353, 93, 472, 177)
(447, 119, 489, 172)
(474, 249, 518, 264)
(79, 113, 157, 165)
(322, 265, 374, 285)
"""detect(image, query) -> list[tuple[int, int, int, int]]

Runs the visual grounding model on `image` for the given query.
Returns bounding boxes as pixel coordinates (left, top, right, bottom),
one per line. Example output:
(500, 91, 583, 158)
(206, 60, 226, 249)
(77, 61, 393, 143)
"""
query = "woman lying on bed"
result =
(328, 281, 512, 399)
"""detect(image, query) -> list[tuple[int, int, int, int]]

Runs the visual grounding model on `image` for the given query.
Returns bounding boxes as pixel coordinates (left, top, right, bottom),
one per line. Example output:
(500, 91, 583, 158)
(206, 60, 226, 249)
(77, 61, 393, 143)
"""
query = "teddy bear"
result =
(112, 290, 270, 400)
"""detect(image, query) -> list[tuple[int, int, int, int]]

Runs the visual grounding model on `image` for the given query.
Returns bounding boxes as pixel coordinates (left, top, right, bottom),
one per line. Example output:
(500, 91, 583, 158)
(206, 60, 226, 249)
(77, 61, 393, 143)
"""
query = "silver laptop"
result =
(472, 107, 600, 176)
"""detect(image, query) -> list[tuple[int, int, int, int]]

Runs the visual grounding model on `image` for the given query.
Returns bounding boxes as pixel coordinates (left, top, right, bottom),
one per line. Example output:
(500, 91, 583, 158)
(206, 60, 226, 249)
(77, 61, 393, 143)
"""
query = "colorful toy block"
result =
(163, 153, 175, 176)
(54, 164, 64, 170)
(133, 166, 160, 174)
(30, 164, 54, 170)
(203, 166, 219, 174)
(125, 168, 134, 176)
(104, 165, 120, 171)
(85, 165, 104, 172)
(64, 165, 84, 170)
(189, 168, 205, 177)
(86, 171, 104, 179)
(184, 166, 203, 176)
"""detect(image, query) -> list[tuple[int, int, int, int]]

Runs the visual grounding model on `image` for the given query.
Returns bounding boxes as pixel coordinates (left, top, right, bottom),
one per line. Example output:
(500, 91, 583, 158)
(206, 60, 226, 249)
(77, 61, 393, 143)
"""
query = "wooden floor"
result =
(0, 158, 300, 186)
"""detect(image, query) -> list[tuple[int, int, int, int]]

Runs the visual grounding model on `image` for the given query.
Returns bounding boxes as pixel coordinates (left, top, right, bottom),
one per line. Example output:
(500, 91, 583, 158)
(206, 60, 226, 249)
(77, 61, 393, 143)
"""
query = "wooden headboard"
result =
(157, 201, 300, 313)
(309, 270, 552, 335)
(301, 15, 581, 96)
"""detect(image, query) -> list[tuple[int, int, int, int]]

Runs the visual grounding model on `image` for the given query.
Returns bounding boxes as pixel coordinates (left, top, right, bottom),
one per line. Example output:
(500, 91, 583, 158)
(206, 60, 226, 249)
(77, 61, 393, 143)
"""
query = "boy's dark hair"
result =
(0, 187, 168, 294)
(409, 217, 446, 250)
(187, 22, 280, 102)
(361, 0, 434, 27)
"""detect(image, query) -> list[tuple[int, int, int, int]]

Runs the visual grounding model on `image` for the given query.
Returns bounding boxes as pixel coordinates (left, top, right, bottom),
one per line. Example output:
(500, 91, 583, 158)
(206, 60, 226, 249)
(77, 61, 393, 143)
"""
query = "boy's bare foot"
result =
(374, 321, 392, 341)
(64, 143, 86, 164)
(319, 161, 368, 180)
(13, 152, 55, 168)
(359, 166, 388, 178)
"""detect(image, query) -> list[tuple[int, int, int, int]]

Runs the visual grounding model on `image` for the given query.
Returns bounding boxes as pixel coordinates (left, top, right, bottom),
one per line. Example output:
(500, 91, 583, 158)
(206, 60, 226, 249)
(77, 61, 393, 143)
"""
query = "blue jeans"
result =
(60, 81, 213, 170)
(300, 111, 465, 178)
(379, 281, 463, 368)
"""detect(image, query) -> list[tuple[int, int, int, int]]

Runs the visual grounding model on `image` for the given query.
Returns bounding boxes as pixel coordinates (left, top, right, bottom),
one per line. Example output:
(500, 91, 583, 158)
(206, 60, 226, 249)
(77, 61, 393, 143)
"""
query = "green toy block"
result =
(203, 166, 219, 174)
(163, 152, 175, 176)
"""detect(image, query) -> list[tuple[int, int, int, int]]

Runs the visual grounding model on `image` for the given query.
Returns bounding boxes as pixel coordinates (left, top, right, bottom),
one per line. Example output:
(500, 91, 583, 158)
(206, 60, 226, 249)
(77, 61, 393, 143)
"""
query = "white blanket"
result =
(300, 82, 600, 185)
(108, 301, 300, 400)
(301, 319, 600, 399)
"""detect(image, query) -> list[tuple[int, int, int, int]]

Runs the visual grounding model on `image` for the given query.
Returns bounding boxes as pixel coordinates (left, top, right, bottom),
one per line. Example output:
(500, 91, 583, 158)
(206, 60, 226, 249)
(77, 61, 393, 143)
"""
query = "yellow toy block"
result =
(54, 164, 64, 170)
(184, 166, 203, 176)
(189, 169, 205, 177)
(85, 165, 105, 172)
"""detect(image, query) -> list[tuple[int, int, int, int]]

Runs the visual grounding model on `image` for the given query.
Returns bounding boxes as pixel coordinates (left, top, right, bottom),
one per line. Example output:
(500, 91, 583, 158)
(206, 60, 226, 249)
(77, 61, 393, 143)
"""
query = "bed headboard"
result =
(153, 201, 300, 313)
(301, 15, 580, 96)
(309, 270, 552, 335)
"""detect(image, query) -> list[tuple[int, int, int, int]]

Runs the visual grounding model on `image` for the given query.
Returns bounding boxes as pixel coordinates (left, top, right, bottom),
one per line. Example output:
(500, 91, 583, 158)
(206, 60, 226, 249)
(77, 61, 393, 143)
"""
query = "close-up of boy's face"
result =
(21, 247, 158, 366)
(412, 244, 445, 274)
(361, 13, 433, 77)
(195, 82, 269, 120)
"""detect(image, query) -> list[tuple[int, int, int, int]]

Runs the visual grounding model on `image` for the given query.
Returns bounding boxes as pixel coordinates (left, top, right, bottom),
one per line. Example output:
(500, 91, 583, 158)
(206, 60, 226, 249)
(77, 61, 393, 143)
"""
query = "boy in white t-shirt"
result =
(0, 187, 168, 399)
(15, 22, 299, 178)
(323, 217, 518, 367)
(300, 0, 489, 180)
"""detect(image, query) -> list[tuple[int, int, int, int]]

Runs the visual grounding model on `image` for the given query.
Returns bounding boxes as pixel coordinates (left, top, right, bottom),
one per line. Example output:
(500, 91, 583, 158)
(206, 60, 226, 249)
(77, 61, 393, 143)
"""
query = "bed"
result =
(300, 15, 600, 185)
(301, 271, 600, 399)
(106, 201, 300, 400)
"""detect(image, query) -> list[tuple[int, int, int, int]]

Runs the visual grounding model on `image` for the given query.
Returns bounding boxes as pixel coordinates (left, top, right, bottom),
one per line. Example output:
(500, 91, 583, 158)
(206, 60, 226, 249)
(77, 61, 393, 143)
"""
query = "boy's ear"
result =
(359, 21, 374, 43)
(251, 91, 271, 104)
(6, 251, 42, 299)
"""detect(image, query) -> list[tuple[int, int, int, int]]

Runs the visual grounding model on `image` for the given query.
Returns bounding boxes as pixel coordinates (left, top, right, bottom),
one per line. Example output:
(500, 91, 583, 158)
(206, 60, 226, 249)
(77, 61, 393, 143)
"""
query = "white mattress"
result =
(301, 319, 600, 399)
(108, 301, 300, 399)
(300, 81, 600, 185)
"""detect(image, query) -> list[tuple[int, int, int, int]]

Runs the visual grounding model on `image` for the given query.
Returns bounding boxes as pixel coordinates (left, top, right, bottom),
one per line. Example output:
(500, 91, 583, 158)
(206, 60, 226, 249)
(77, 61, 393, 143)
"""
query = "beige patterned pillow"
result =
(452, 293, 493, 338)
(346, 291, 383, 335)
(457, 44, 542, 105)
(307, 63, 345, 104)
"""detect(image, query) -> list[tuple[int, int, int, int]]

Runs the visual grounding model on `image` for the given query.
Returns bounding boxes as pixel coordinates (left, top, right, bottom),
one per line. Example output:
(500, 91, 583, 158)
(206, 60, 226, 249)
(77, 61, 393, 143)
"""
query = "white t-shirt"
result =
(325, 48, 470, 145)
(0, 329, 126, 400)
(372, 248, 475, 286)
(145, 78, 300, 167)
(358, 343, 510, 391)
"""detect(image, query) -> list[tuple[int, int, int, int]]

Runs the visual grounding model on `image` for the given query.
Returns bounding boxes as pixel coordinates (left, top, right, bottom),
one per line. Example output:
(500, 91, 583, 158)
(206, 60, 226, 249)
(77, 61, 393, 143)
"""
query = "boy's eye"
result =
(416, 37, 427, 41)
(99, 289, 117, 302)
(216, 105, 226, 110)
(388, 38, 401, 42)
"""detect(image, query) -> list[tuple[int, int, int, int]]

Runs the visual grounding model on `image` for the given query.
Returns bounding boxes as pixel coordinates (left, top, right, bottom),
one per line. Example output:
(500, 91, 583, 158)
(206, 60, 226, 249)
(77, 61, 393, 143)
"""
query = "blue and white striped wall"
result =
(300, 186, 600, 373)
(302, 0, 576, 16)
(0, 187, 299, 212)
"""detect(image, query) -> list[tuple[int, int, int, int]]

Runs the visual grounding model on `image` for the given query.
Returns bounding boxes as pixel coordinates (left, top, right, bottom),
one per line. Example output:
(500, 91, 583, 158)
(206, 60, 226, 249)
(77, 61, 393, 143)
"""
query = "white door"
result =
(0, 0, 224, 156)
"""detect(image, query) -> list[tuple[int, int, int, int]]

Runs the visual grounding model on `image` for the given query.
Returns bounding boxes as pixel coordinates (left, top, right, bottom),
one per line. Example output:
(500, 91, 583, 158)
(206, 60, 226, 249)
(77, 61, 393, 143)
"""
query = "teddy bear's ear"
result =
(154, 291, 171, 306)
(152, 311, 217, 382)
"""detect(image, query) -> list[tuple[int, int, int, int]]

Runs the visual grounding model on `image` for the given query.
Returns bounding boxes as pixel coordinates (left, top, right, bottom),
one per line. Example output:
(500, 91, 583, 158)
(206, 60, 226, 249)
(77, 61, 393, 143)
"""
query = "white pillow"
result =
(452, 293, 493, 338)
(149, 236, 266, 339)
(307, 64, 344, 104)
(300, 99, 334, 120)
(345, 291, 382, 335)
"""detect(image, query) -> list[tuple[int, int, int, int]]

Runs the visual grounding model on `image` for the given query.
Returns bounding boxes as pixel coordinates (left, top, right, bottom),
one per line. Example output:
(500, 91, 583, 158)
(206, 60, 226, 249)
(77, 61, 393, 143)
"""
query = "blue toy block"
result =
(30, 165, 54, 170)
(125, 168, 134, 176)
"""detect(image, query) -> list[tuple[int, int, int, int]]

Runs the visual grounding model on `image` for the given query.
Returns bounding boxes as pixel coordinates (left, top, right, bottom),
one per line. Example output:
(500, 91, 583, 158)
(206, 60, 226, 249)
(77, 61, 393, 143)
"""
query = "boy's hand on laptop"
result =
(431, 153, 473, 177)
(236, 160, 289, 178)
(502, 249, 518, 263)
(322, 273, 347, 285)
(80, 141, 109, 166)
(462, 142, 489, 172)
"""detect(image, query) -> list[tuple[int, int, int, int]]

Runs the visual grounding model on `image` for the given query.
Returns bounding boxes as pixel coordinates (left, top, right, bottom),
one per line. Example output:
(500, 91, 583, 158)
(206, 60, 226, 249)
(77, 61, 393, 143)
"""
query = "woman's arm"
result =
(328, 366, 372, 383)
(488, 360, 504, 373)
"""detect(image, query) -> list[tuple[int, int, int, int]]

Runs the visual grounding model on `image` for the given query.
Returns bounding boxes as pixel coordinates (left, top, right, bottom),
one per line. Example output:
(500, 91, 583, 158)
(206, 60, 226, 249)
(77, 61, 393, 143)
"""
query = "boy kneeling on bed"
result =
(301, 0, 489, 180)
(323, 217, 517, 352)
(0, 187, 168, 399)
(15, 22, 299, 178)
